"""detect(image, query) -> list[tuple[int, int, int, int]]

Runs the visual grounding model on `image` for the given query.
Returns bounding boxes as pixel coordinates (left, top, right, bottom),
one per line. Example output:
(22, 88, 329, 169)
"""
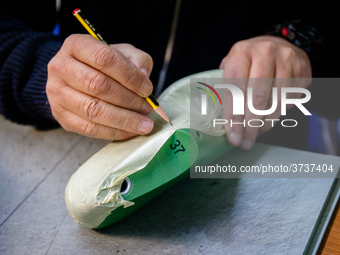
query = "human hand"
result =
(219, 35, 312, 150)
(46, 34, 154, 140)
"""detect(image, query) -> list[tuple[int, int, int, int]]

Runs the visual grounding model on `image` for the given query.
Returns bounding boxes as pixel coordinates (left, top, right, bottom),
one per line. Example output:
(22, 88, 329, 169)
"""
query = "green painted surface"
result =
(96, 129, 198, 228)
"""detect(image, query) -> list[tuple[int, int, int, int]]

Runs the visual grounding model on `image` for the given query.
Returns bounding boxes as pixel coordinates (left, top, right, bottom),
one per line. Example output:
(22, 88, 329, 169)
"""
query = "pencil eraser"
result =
(73, 8, 80, 15)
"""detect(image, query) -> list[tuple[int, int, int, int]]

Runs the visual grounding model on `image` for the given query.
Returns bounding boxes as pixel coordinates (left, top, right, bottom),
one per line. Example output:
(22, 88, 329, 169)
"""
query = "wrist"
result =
(266, 19, 324, 60)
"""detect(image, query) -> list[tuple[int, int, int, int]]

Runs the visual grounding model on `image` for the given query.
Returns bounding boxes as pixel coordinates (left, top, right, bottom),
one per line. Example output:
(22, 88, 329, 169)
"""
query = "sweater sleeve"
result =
(0, 15, 63, 129)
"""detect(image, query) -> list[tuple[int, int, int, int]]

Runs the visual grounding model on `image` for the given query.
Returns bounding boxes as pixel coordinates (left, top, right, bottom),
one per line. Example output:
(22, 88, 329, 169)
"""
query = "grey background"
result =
(0, 115, 339, 255)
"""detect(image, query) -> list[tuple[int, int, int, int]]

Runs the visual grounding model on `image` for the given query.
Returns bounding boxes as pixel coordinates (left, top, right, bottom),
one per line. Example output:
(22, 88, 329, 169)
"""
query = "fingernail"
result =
(139, 120, 154, 133)
(228, 132, 241, 146)
(139, 81, 152, 97)
(142, 101, 153, 114)
(141, 68, 149, 77)
(241, 139, 253, 150)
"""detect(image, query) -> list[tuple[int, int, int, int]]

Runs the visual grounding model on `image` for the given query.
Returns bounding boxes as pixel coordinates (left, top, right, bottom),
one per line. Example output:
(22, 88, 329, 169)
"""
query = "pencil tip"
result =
(170, 122, 173, 126)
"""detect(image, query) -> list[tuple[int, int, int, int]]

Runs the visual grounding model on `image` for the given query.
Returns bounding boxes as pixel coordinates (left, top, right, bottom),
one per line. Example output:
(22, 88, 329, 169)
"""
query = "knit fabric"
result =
(0, 16, 62, 128)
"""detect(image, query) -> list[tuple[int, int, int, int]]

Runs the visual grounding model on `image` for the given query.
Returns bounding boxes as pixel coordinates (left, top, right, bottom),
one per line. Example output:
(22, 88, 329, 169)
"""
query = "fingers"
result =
(222, 80, 247, 147)
(51, 57, 152, 115)
(220, 36, 312, 150)
(242, 55, 276, 149)
(258, 109, 281, 135)
(221, 44, 251, 79)
(221, 50, 250, 146)
(64, 34, 153, 97)
(276, 43, 311, 78)
(56, 109, 136, 140)
(46, 34, 157, 141)
(55, 85, 154, 137)
(111, 43, 153, 78)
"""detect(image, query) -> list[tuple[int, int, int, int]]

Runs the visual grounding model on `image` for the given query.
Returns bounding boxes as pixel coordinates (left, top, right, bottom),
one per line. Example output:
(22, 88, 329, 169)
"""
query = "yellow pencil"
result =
(73, 8, 172, 126)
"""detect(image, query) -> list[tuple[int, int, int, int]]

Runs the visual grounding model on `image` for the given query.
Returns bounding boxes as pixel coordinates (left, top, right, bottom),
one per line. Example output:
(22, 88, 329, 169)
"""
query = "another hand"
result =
(219, 35, 312, 149)
(46, 34, 154, 140)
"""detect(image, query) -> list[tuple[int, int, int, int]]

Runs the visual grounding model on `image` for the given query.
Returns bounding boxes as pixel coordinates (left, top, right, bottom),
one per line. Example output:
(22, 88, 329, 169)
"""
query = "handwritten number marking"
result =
(170, 140, 186, 154)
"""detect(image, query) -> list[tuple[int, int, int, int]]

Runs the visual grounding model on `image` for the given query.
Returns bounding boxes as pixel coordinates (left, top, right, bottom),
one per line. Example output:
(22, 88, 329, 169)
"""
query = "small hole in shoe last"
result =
(120, 177, 131, 195)
(194, 131, 202, 139)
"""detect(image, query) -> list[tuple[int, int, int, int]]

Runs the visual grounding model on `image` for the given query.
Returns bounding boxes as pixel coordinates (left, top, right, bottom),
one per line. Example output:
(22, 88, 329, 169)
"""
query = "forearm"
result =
(0, 15, 63, 128)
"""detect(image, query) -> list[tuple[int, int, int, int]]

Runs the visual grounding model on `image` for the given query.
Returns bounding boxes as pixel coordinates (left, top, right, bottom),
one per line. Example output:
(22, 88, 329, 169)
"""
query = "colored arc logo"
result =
(196, 82, 222, 106)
